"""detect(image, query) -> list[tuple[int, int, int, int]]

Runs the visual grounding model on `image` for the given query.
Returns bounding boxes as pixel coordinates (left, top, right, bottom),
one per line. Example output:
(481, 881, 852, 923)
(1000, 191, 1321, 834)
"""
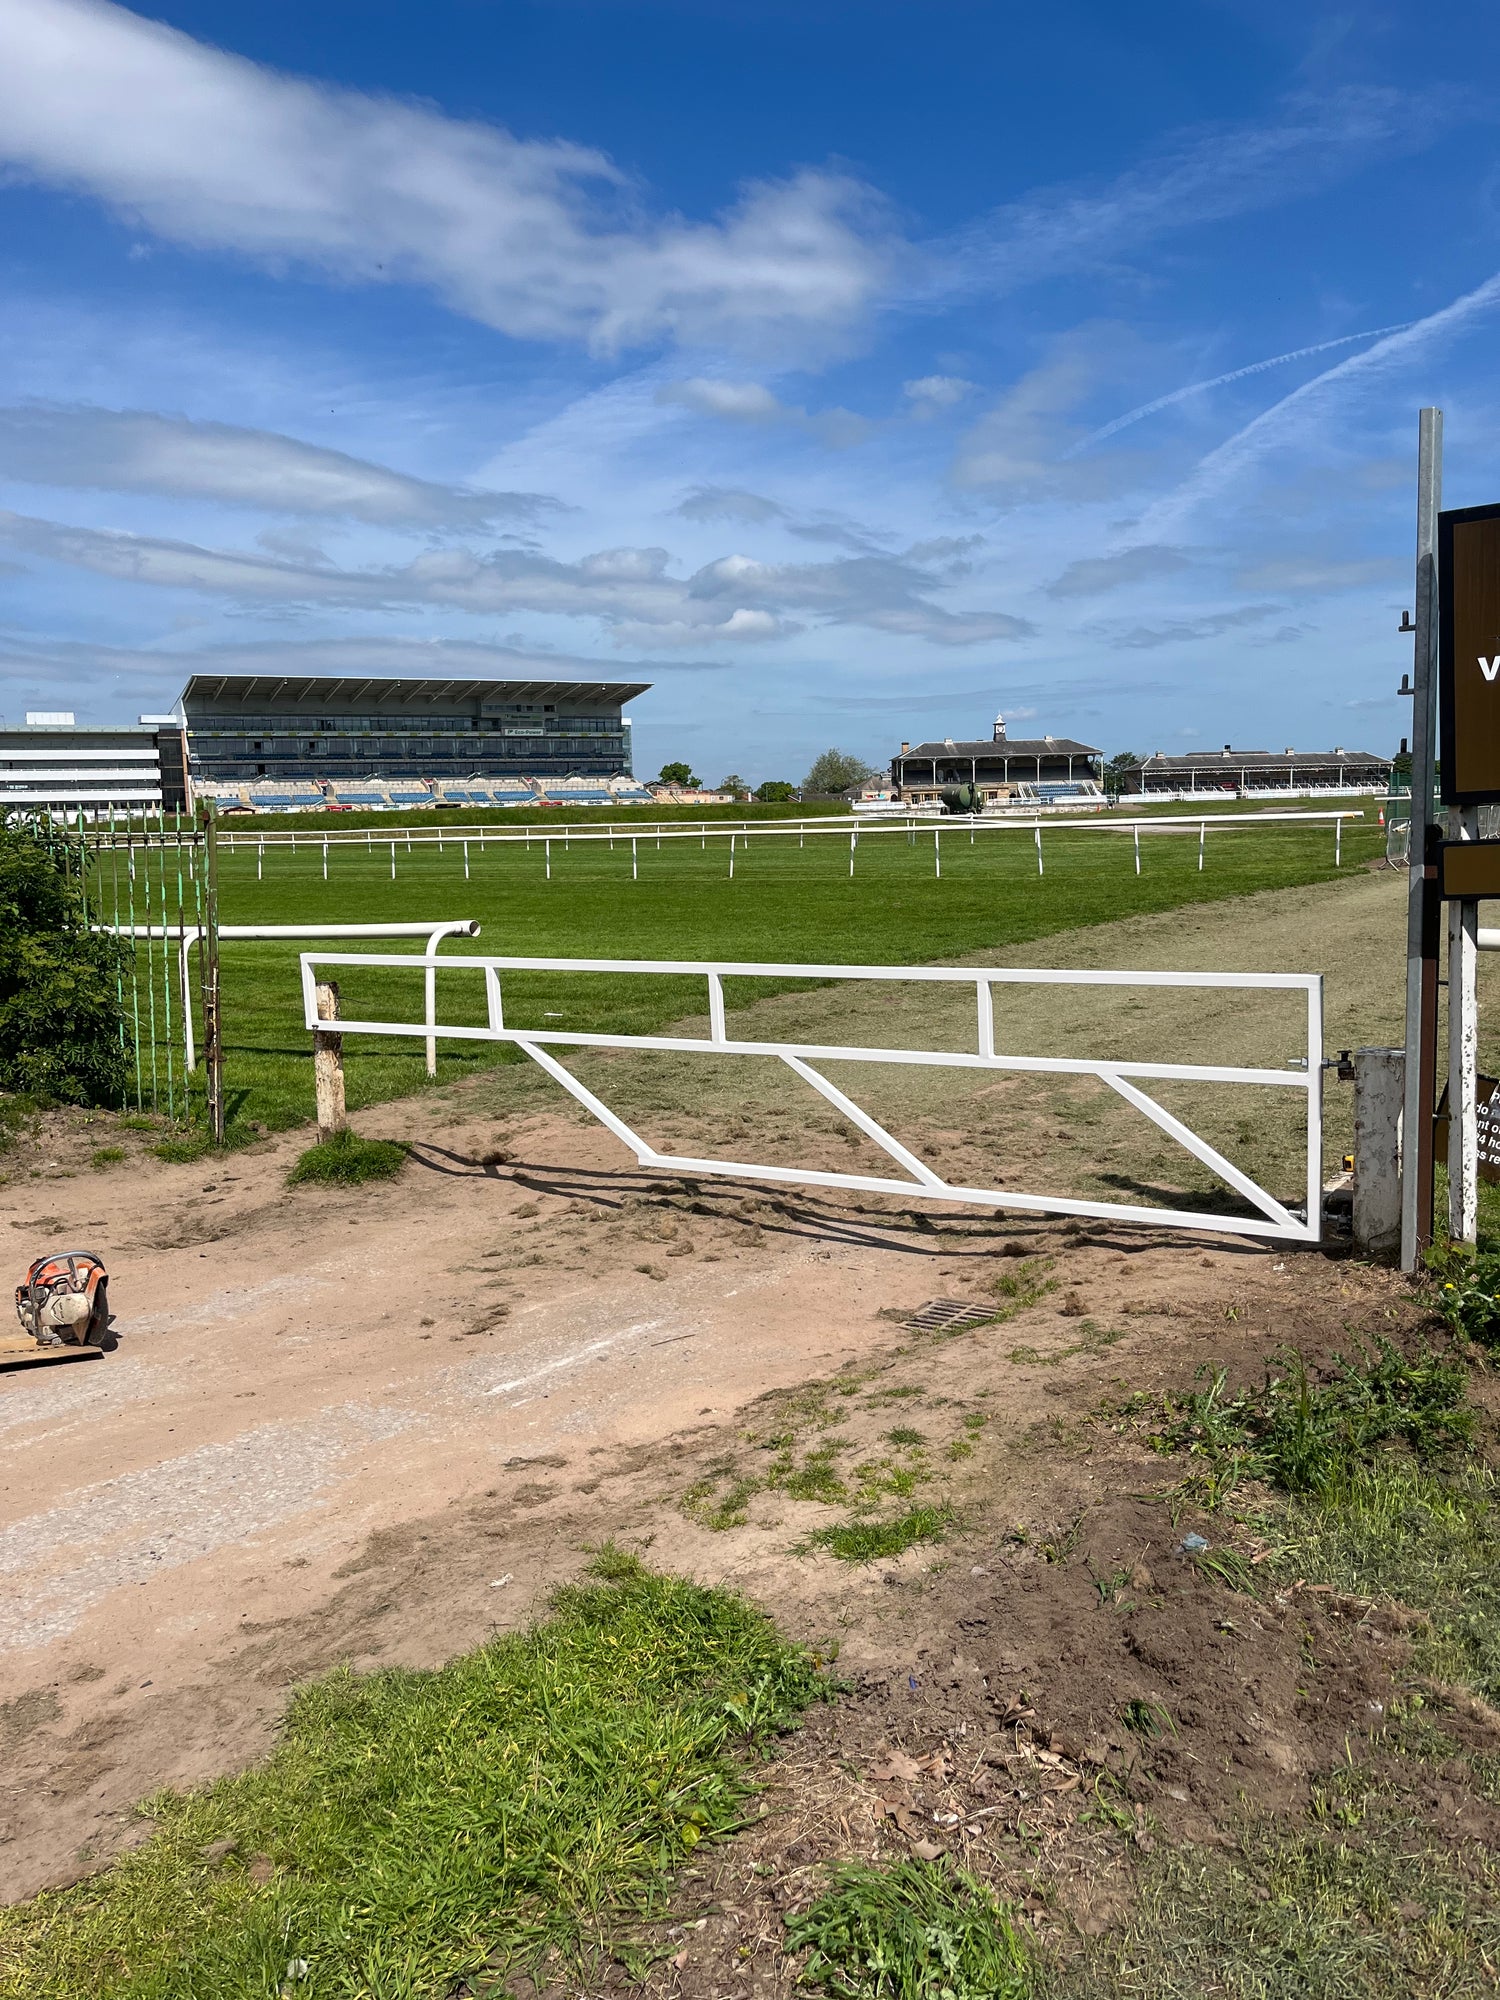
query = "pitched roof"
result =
(1132, 748, 1389, 769)
(896, 737, 1100, 758)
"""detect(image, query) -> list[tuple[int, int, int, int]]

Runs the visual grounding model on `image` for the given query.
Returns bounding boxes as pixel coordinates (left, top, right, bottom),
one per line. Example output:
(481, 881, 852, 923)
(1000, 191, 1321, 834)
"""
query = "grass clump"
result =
(1281, 1463, 1500, 1703)
(808, 1504, 953, 1564)
(788, 1856, 1029, 2000)
(286, 1129, 407, 1186)
(89, 1146, 126, 1169)
(1154, 1340, 1472, 1504)
(0, 1553, 828, 1999)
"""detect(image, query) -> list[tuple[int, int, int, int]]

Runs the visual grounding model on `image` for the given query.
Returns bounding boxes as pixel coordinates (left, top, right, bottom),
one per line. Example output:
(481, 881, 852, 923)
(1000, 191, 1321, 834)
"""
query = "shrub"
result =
(0, 826, 126, 1106)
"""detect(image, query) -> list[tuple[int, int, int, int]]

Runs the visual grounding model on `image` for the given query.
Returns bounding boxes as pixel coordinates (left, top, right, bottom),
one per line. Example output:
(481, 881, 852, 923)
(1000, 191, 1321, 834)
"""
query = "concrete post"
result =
(314, 980, 346, 1140)
(1354, 1046, 1404, 1259)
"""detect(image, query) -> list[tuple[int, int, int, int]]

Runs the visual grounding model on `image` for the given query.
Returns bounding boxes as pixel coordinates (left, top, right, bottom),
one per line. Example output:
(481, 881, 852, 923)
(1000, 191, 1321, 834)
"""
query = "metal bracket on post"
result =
(1401, 408, 1443, 1272)
(314, 980, 347, 1140)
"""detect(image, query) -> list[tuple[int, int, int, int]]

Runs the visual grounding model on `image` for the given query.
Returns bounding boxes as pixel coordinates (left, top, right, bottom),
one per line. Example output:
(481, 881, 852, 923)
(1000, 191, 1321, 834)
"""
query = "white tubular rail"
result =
(298, 951, 1324, 1244)
(101, 920, 479, 1073)
(226, 806, 1362, 855)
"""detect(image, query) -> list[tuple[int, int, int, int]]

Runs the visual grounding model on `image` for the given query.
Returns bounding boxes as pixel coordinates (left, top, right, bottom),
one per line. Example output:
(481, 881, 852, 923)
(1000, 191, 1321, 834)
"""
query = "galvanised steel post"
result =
(1401, 408, 1443, 1271)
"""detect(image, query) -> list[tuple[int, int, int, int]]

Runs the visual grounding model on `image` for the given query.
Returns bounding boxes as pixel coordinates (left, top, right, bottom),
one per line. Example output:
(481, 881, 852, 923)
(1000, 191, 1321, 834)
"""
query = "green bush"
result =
(0, 826, 125, 1106)
(287, 1129, 408, 1186)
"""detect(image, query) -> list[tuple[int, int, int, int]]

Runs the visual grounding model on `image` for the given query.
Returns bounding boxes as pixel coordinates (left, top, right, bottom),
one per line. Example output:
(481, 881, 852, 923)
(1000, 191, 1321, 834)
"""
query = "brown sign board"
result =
(1440, 502, 1500, 804)
(1435, 1073, 1500, 1185)
(1439, 840, 1500, 899)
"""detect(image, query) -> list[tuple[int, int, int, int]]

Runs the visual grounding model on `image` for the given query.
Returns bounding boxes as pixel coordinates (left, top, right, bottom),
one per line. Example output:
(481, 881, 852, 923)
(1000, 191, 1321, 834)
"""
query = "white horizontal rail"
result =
(97, 920, 478, 1075)
(297, 950, 1323, 1244)
(218, 806, 1362, 853)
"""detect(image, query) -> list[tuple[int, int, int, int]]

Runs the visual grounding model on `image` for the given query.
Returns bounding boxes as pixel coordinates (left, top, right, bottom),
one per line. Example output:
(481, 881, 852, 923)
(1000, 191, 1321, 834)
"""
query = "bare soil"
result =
(2, 870, 1497, 1982)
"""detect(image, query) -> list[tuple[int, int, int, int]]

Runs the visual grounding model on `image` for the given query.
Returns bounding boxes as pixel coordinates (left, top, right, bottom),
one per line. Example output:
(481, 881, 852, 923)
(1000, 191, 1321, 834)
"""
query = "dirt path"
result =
(0, 868, 1473, 1904)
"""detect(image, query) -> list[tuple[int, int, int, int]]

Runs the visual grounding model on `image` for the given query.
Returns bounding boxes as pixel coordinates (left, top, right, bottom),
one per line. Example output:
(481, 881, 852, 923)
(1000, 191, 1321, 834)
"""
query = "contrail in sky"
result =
(1064, 324, 1413, 457)
(1134, 269, 1500, 541)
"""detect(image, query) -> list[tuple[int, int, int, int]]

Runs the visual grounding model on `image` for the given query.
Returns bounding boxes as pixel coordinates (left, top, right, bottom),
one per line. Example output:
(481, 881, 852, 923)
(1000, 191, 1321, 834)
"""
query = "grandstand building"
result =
(0, 712, 189, 820)
(1120, 745, 1393, 798)
(891, 716, 1102, 807)
(180, 673, 649, 810)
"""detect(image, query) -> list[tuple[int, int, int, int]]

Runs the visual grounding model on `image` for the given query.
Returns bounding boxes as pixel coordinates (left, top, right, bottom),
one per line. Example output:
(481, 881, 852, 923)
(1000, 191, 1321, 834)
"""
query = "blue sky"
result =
(0, 0, 1498, 783)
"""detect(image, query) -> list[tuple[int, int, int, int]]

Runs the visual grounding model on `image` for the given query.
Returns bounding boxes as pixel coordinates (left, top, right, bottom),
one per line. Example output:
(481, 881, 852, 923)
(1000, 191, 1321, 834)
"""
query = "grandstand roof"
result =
(897, 737, 1099, 758)
(180, 674, 649, 709)
(1131, 747, 1390, 771)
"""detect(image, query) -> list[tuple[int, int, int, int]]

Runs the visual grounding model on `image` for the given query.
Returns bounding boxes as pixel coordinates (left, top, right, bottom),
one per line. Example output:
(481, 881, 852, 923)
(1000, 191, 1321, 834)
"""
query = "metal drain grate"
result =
(904, 1298, 998, 1334)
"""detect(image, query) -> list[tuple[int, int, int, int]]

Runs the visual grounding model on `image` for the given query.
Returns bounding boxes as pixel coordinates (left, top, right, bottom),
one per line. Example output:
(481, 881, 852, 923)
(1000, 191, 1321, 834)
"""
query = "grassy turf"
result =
(0, 1554, 827, 2000)
(155, 808, 1379, 1131)
(787, 1856, 1030, 1999)
(285, 1130, 408, 1186)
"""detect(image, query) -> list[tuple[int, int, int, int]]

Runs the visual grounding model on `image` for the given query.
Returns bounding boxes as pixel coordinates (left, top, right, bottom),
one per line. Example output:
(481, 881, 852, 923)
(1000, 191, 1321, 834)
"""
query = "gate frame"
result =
(299, 951, 1324, 1243)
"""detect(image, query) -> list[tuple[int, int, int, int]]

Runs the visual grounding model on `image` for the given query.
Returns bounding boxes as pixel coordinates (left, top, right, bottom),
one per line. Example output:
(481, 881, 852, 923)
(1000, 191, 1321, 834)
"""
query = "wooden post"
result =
(314, 980, 346, 1139)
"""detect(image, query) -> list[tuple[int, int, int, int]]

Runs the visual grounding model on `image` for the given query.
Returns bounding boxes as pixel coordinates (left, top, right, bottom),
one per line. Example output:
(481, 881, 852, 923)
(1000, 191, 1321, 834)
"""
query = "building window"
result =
(256, 763, 266, 776)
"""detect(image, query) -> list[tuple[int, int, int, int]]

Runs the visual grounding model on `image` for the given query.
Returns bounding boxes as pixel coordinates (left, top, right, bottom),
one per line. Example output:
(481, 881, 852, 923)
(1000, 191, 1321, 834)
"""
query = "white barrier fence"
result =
(299, 952, 1324, 1244)
(103, 919, 479, 1074)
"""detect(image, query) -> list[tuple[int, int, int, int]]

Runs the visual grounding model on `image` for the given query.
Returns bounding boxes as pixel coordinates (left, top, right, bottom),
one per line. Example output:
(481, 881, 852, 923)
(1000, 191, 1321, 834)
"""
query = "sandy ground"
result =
(0, 867, 1482, 1905)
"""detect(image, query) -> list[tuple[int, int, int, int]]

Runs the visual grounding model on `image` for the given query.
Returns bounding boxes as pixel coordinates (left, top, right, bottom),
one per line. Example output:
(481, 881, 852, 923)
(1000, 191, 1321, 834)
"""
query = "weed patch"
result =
(1431, 1248, 1500, 1347)
(1153, 1340, 1473, 1503)
(787, 1857, 1029, 2000)
(0, 1554, 827, 1998)
(286, 1129, 407, 1186)
(807, 1505, 954, 1563)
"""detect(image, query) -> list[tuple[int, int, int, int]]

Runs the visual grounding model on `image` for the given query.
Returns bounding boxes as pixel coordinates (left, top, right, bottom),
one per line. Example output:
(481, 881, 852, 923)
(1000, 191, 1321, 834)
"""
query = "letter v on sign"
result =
(1482, 657, 1500, 682)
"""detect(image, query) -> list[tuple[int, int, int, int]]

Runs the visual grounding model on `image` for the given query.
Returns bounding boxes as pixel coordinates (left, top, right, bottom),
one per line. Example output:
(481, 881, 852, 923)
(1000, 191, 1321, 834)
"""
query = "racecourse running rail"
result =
(298, 951, 1324, 1244)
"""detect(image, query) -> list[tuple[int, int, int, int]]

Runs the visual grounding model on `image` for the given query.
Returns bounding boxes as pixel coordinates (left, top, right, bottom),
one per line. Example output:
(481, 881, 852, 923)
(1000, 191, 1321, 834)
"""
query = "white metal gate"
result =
(298, 952, 1323, 1244)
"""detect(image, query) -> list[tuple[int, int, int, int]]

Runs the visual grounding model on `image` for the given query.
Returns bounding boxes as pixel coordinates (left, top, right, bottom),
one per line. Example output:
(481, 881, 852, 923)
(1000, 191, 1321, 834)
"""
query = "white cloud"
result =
(950, 334, 1125, 498)
(0, 0, 897, 356)
(657, 377, 870, 446)
(0, 507, 1028, 645)
(1089, 604, 1284, 649)
(937, 87, 1457, 301)
(1137, 268, 1500, 538)
(902, 375, 975, 416)
(1046, 545, 1192, 597)
(658, 380, 788, 423)
(673, 485, 789, 525)
(0, 403, 553, 524)
(0, 631, 732, 682)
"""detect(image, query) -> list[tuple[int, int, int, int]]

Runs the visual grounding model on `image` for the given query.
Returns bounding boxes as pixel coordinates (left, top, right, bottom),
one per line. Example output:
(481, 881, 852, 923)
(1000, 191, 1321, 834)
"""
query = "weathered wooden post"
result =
(314, 980, 346, 1140)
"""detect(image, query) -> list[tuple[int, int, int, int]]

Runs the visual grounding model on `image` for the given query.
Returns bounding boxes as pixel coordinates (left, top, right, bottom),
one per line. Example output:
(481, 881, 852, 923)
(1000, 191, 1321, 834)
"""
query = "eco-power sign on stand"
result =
(1403, 459, 1500, 1266)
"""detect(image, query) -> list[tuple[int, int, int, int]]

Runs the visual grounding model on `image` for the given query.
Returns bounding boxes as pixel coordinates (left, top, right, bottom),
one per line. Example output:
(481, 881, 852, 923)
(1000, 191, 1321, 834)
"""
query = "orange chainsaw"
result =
(6, 1250, 117, 1365)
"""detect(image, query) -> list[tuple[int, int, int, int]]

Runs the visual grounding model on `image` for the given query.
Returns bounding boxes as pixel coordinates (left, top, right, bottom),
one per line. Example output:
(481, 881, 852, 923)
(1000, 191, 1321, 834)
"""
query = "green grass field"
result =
(156, 806, 1383, 1133)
